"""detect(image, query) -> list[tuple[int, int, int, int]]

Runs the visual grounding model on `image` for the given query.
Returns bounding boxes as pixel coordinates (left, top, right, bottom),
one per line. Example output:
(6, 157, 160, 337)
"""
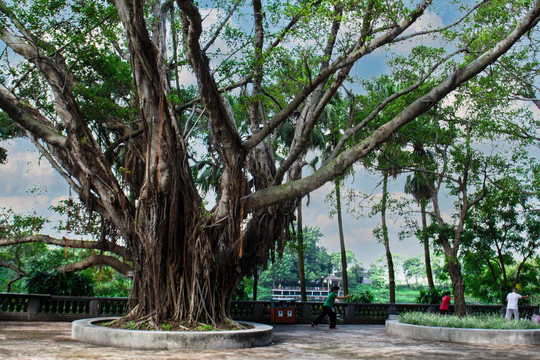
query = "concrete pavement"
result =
(1, 321, 539, 359)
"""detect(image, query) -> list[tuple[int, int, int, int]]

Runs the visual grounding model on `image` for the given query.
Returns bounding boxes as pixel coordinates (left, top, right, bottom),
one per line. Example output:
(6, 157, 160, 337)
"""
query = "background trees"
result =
(258, 226, 333, 289)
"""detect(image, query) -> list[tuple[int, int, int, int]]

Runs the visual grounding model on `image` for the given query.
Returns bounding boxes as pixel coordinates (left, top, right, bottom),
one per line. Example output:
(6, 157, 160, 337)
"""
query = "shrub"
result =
(416, 287, 444, 304)
(25, 269, 94, 296)
(399, 312, 540, 330)
(346, 289, 374, 303)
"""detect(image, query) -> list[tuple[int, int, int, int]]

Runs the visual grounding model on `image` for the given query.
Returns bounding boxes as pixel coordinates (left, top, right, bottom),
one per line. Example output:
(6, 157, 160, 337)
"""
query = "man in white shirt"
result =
(505, 288, 529, 320)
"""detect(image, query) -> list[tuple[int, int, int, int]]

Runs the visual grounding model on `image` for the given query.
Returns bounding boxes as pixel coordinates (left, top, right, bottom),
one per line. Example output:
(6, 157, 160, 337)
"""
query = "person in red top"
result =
(439, 291, 453, 315)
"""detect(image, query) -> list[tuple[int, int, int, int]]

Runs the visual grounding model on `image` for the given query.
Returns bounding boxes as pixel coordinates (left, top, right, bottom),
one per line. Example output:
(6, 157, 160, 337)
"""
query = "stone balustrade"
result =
(1, 293, 537, 324)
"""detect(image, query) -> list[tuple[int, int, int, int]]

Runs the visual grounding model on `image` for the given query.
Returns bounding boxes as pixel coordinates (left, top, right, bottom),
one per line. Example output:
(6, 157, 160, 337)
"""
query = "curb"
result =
(72, 317, 273, 350)
(385, 320, 540, 345)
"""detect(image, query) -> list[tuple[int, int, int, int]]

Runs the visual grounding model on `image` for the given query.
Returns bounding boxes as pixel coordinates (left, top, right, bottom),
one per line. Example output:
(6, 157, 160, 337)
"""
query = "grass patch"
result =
(399, 312, 540, 330)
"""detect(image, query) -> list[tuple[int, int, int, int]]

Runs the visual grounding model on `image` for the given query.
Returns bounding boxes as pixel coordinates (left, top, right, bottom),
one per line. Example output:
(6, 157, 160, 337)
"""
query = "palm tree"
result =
(404, 146, 436, 290)
(320, 94, 354, 295)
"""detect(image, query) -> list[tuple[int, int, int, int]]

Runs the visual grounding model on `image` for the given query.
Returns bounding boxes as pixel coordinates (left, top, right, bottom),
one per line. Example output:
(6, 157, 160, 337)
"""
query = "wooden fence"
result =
(1, 293, 538, 324)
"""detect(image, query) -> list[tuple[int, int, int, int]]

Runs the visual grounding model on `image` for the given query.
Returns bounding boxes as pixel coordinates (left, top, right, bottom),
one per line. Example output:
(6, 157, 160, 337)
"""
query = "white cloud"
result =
(390, 10, 446, 55)
(0, 196, 47, 214)
(0, 139, 69, 226)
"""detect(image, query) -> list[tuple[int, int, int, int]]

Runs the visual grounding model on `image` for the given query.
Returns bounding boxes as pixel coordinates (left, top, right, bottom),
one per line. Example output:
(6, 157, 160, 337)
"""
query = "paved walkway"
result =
(1, 321, 539, 359)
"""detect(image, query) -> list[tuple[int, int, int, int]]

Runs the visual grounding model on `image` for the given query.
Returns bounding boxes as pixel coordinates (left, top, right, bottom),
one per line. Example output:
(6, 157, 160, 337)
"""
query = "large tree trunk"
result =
(447, 255, 466, 316)
(126, 181, 241, 325)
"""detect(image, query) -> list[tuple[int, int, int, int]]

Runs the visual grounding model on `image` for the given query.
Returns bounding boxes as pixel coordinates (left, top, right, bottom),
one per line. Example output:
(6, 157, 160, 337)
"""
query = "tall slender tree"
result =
(404, 144, 436, 290)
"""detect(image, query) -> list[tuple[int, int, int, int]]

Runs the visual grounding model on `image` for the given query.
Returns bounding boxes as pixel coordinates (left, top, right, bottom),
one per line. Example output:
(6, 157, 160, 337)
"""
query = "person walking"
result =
(311, 285, 350, 329)
(505, 287, 529, 320)
(439, 291, 453, 315)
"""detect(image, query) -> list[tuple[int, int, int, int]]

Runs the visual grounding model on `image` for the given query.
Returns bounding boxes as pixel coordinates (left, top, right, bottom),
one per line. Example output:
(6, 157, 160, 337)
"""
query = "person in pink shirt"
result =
(439, 291, 453, 315)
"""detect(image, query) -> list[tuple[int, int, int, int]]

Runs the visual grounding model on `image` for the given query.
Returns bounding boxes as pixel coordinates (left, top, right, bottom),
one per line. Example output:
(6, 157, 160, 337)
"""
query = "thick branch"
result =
(177, 0, 244, 167)
(323, 48, 466, 167)
(0, 260, 26, 276)
(0, 234, 129, 258)
(0, 85, 67, 147)
(274, 3, 345, 184)
(175, 77, 252, 112)
(57, 254, 133, 276)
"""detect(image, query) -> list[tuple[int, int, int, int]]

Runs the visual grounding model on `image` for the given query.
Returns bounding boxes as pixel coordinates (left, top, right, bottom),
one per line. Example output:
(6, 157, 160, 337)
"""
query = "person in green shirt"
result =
(311, 285, 350, 329)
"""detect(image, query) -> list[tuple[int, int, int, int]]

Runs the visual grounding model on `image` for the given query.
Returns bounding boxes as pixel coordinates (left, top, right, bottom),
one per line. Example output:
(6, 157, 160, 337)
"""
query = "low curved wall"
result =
(72, 317, 273, 350)
(385, 320, 540, 345)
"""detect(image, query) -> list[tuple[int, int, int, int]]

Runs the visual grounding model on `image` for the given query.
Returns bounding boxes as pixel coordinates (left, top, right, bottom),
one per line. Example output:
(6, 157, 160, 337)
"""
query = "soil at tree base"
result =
(100, 318, 252, 331)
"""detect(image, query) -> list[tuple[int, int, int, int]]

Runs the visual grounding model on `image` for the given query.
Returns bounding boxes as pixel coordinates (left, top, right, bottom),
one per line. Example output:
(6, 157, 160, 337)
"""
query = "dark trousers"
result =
(313, 306, 337, 328)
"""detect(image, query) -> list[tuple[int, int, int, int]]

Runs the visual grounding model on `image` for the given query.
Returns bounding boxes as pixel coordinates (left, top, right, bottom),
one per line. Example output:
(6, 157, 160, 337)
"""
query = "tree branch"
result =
(323, 48, 466, 167)
(0, 260, 26, 276)
(203, 0, 241, 52)
(0, 85, 67, 147)
(0, 234, 129, 259)
(176, 0, 244, 164)
(57, 254, 133, 276)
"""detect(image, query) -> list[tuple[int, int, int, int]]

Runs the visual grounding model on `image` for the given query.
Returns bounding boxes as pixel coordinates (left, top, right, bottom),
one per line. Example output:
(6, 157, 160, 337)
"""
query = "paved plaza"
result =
(1, 321, 539, 359)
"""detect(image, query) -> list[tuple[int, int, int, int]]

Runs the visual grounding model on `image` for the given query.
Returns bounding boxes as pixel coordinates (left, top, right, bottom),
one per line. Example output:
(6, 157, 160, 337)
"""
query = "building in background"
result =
(271, 274, 371, 301)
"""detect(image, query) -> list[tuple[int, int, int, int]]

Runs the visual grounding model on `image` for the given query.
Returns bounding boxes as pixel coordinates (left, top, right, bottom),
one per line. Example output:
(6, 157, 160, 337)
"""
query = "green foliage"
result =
(0, 208, 48, 238)
(460, 180, 540, 304)
(399, 312, 540, 330)
(416, 287, 444, 304)
(368, 256, 388, 289)
(0, 208, 50, 291)
(330, 250, 358, 275)
(49, 199, 101, 239)
(402, 256, 426, 287)
(92, 267, 131, 297)
(25, 269, 94, 296)
(345, 288, 374, 303)
(194, 324, 216, 331)
(347, 264, 370, 286)
(233, 277, 251, 300)
(259, 226, 333, 288)
(0, 112, 22, 164)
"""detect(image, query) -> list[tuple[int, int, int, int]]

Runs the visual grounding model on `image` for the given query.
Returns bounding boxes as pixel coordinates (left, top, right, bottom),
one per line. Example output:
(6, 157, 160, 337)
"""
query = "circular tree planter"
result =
(386, 320, 540, 345)
(72, 317, 273, 350)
